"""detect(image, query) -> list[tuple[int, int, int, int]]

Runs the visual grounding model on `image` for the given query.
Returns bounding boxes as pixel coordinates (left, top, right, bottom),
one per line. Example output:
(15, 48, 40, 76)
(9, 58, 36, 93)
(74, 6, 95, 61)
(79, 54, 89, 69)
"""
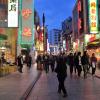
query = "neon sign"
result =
(8, 0, 18, 27)
(22, 27, 32, 36)
(88, 0, 98, 33)
(22, 9, 32, 19)
(77, 0, 84, 34)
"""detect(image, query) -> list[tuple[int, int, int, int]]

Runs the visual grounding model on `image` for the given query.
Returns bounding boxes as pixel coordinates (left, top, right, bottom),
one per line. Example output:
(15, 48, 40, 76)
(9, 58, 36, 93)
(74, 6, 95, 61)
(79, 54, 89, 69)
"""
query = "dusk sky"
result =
(34, 0, 76, 31)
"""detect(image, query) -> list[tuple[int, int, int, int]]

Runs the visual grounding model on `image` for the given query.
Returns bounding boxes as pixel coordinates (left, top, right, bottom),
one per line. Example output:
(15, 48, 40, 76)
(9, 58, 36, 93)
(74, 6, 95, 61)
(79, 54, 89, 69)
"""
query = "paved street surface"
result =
(27, 68, 100, 100)
(0, 64, 40, 100)
(95, 67, 100, 77)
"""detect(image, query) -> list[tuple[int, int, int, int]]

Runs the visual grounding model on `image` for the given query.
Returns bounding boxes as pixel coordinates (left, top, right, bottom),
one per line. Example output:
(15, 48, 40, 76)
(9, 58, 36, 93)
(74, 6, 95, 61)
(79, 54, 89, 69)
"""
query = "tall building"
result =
(62, 17, 73, 51)
(48, 29, 61, 53)
(48, 29, 61, 45)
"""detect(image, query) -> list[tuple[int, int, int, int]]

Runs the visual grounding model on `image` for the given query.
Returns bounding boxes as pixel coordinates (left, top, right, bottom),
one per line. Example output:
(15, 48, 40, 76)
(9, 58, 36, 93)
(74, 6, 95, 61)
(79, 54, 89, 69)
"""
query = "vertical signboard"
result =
(77, 0, 84, 35)
(88, 0, 98, 33)
(8, 0, 18, 27)
(20, 0, 34, 45)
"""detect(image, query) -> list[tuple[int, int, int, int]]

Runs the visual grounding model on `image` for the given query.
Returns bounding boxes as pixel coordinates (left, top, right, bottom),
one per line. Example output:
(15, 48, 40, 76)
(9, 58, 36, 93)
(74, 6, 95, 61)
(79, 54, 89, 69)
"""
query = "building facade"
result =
(0, 0, 7, 27)
(72, 0, 100, 60)
(48, 29, 61, 45)
(0, 1, 17, 63)
(48, 29, 61, 53)
(62, 17, 73, 52)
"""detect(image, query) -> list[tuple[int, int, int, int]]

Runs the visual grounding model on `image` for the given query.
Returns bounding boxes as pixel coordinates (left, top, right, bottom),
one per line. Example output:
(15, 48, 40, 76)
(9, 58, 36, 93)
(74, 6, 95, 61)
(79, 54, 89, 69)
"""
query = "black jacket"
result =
(55, 56, 67, 78)
(81, 55, 89, 65)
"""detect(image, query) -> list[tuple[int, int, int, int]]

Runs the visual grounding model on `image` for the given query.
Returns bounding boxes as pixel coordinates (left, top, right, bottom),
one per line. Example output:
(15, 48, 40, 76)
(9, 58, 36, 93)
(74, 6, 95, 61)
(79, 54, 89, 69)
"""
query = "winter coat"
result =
(55, 55, 67, 78)
(81, 55, 89, 65)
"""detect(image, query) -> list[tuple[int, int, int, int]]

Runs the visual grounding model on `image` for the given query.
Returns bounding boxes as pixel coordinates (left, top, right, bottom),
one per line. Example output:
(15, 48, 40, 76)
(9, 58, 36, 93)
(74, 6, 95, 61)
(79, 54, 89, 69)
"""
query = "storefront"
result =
(85, 34, 100, 61)
(0, 28, 17, 66)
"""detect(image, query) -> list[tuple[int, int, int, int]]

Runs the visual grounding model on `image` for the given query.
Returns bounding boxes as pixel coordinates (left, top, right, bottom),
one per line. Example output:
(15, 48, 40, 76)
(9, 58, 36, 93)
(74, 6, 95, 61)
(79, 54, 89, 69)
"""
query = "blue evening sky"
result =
(34, 0, 76, 31)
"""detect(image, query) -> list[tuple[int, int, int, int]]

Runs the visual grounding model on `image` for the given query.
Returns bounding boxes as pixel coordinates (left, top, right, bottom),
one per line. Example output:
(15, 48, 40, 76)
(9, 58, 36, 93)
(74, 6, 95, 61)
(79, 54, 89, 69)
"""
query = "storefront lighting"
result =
(37, 25, 40, 31)
(0, 47, 6, 50)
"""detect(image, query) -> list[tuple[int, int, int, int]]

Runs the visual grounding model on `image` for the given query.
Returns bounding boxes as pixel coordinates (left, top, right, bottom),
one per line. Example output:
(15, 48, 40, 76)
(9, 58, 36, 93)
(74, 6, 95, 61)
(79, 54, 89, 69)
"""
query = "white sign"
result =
(8, 0, 18, 27)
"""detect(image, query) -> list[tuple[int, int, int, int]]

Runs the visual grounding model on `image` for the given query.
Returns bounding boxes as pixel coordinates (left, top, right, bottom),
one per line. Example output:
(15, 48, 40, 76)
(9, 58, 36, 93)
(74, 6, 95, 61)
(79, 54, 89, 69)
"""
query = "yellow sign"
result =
(88, 0, 98, 33)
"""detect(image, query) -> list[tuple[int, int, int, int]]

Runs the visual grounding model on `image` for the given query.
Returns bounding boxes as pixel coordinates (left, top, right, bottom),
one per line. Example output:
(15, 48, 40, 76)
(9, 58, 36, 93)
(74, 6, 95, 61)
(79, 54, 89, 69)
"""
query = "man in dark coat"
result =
(27, 54, 32, 68)
(55, 54, 67, 97)
(68, 53, 74, 77)
(81, 51, 89, 78)
(17, 54, 23, 73)
(43, 53, 49, 73)
(75, 52, 82, 77)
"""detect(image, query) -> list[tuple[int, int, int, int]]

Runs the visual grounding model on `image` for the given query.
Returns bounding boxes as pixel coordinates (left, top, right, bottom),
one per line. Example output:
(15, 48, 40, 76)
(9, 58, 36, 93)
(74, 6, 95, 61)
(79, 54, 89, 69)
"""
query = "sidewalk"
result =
(95, 67, 100, 77)
(28, 70, 100, 100)
(88, 66, 100, 78)
(0, 64, 41, 100)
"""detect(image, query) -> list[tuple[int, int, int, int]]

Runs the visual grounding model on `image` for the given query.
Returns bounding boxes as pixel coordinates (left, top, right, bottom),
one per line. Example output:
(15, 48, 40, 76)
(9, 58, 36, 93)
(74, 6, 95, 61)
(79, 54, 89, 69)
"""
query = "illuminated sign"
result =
(18, 0, 34, 44)
(22, 9, 32, 19)
(85, 34, 100, 45)
(77, 0, 84, 34)
(0, 28, 5, 34)
(8, 0, 18, 27)
(22, 27, 32, 36)
(88, 0, 98, 33)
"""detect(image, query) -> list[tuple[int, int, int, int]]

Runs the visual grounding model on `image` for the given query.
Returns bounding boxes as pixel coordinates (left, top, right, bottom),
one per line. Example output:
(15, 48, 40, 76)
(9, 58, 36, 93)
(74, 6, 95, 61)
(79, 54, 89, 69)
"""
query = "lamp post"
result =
(42, 13, 45, 53)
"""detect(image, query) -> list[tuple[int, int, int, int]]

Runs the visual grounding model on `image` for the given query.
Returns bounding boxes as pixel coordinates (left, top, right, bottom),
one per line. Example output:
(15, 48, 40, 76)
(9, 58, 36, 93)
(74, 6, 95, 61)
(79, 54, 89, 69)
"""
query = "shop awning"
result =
(87, 39, 100, 49)
(21, 44, 32, 49)
(0, 34, 7, 40)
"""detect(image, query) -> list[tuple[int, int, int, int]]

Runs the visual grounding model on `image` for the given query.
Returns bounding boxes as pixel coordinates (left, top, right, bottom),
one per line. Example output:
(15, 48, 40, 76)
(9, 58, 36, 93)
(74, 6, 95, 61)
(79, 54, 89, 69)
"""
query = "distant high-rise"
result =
(48, 29, 61, 45)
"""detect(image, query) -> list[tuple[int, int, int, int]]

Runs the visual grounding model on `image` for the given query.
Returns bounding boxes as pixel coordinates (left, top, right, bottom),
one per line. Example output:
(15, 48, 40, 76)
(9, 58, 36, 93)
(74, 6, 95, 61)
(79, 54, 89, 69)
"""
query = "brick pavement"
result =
(27, 70, 100, 100)
(0, 64, 41, 100)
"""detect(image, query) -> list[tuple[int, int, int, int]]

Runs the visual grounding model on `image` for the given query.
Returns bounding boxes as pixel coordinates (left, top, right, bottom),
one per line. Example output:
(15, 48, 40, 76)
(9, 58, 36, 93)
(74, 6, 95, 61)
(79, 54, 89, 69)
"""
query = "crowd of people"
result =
(16, 51, 97, 97)
(36, 51, 97, 97)
(17, 54, 32, 73)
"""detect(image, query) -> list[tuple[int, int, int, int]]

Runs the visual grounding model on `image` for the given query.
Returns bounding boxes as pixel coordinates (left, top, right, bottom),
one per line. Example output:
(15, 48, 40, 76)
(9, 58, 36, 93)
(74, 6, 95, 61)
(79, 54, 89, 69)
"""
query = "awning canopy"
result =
(0, 34, 7, 40)
(21, 43, 32, 49)
(87, 39, 100, 49)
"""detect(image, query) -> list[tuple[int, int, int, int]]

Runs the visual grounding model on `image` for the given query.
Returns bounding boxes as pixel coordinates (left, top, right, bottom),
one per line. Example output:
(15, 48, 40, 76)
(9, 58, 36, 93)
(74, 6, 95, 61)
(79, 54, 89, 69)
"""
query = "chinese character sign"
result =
(8, 0, 18, 27)
(22, 9, 32, 19)
(22, 27, 32, 36)
(88, 0, 98, 33)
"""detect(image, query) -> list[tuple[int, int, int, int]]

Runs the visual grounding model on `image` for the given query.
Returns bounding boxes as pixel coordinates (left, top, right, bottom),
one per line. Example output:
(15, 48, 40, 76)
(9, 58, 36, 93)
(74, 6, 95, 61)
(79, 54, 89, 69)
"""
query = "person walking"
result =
(17, 54, 23, 73)
(68, 53, 74, 77)
(90, 53, 97, 76)
(73, 52, 77, 74)
(81, 51, 89, 78)
(36, 54, 42, 70)
(27, 54, 32, 68)
(75, 52, 82, 77)
(43, 53, 49, 73)
(55, 54, 67, 97)
(49, 54, 55, 72)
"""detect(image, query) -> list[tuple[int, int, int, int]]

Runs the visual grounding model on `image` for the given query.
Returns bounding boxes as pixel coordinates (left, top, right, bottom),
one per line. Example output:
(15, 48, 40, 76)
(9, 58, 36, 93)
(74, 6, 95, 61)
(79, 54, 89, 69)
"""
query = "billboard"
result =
(8, 0, 18, 27)
(18, 0, 34, 45)
(0, 0, 18, 27)
(88, 0, 98, 33)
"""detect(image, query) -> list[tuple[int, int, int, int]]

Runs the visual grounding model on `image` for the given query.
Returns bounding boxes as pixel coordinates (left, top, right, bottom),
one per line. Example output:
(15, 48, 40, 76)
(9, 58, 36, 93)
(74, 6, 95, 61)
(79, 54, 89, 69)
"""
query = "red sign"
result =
(22, 9, 32, 19)
(0, 28, 5, 34)
(22, 27, 32, 36)
(89, 34, 96, 42)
